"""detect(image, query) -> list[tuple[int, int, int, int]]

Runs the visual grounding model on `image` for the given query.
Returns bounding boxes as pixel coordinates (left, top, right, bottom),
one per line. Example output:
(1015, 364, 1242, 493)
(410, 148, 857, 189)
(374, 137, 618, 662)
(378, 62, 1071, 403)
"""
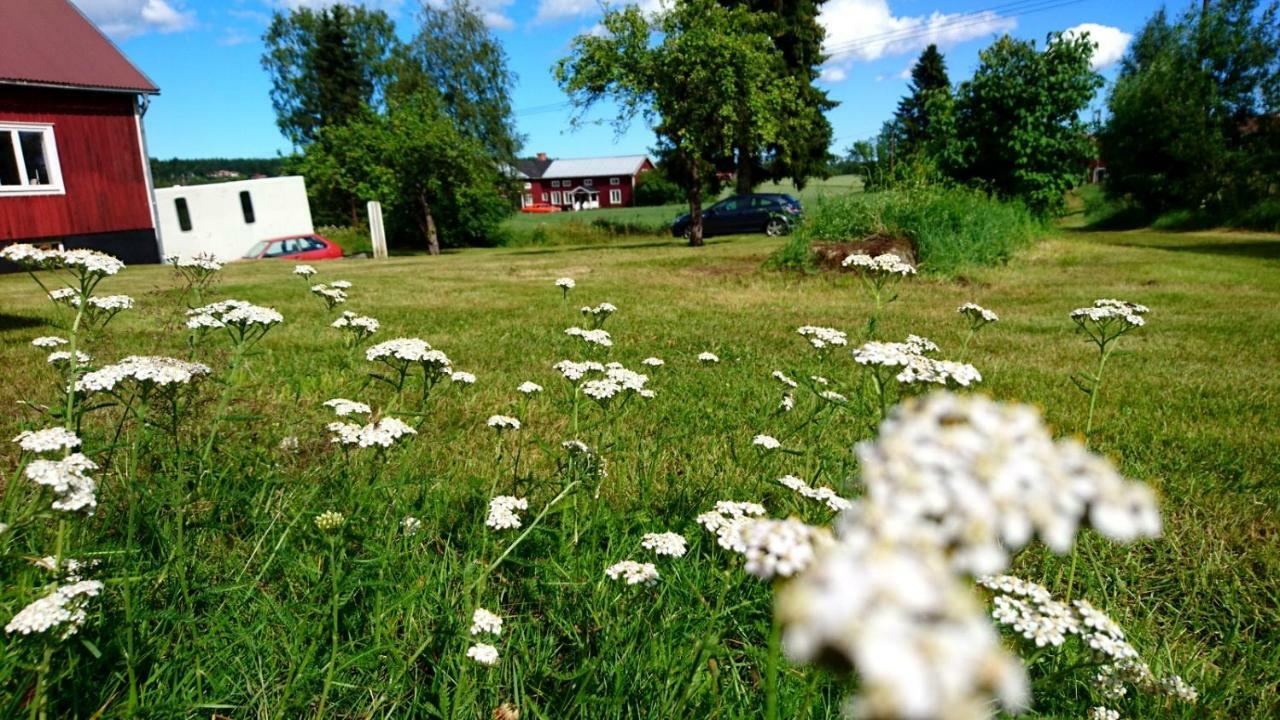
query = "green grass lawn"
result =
(0, 224, 1276, 718)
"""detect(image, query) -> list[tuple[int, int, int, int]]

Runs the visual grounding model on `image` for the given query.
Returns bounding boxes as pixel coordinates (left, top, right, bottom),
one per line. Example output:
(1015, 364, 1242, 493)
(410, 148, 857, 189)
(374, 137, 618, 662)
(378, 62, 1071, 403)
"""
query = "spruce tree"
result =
(893, 44, 952, 158)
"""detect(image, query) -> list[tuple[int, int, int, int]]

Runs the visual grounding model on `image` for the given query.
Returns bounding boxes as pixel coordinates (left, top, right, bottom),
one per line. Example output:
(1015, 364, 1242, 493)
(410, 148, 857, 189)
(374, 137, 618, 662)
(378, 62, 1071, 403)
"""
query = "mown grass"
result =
(0, 224, 1277, 718)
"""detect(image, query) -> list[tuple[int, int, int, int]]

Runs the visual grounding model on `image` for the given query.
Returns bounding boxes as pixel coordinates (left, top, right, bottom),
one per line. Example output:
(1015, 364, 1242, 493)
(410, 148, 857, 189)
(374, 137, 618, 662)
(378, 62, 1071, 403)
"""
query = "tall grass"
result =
(770, 187, 1043, 274)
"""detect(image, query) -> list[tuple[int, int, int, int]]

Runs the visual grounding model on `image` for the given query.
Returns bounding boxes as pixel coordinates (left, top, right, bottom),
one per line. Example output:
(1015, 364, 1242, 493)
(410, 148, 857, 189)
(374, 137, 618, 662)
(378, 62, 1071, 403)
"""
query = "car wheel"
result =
(682, 226, 693, 241)
(765, 218, 787, 237)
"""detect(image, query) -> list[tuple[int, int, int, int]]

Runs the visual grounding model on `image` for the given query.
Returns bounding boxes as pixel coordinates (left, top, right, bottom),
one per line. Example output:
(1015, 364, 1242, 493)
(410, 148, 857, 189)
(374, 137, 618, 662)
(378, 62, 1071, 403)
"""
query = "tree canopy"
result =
(400, 0, 523, 162)
(556, 0, 797, 245)
(262, 5, 399, 147)
(1100, 0, 1280, 216)
(951, 33, 1102, 215)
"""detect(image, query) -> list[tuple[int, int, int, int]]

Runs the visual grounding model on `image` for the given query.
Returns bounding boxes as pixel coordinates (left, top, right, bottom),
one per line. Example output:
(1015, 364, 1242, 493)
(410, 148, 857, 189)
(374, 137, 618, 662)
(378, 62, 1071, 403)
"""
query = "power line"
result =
(825, 0, 1087, 59)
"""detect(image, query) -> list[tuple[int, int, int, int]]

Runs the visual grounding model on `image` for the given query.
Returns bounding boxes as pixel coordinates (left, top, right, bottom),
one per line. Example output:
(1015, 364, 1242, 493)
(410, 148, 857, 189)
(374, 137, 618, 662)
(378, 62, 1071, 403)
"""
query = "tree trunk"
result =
(687, 161, 704, 248)
(735, 145, 752, 195)
(419, 192, 440, 256)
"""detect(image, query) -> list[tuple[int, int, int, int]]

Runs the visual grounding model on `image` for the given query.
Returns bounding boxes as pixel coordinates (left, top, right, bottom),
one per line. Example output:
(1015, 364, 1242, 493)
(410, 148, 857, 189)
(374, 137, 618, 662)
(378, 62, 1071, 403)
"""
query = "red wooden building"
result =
(0, 0, 161, 264)
(515, 154, 654, 211)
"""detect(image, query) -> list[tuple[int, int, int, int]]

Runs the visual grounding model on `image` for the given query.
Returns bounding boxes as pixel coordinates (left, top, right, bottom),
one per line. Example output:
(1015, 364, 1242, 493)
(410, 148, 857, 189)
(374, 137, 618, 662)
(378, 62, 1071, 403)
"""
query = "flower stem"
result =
(317, 539, 341, 716)
(765, 608, 782, 720)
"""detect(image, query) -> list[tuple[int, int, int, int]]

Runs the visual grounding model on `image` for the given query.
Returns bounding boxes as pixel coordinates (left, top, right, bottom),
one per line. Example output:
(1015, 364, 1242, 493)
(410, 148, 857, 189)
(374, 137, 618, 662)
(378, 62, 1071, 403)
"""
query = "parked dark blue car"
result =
(671, 193, 802, 239)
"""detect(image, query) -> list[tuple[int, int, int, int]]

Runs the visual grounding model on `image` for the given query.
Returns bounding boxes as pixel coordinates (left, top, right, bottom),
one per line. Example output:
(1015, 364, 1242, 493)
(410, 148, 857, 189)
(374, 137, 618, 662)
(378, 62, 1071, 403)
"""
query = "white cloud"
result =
(421, 0, 515, 31)
(535, 0, 668, 25)
(819, 0, 1016, 83)
(267, 0, 404, 11)
(71, 0, 195, 38)
(1061, 23, 1132, 70)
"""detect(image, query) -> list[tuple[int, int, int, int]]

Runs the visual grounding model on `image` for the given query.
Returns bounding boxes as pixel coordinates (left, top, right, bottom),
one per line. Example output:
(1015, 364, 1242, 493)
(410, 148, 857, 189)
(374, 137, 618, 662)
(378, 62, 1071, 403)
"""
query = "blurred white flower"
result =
(517, 381, 543, 394)
(467, 642, 499, 666)
(733, 518, 828, 580)
(752, 434, 781, 450)
(471, 608, 503, 636)
(841, 252, 916, 276)
(293, 264, 316, 277)
(555, 277, 575, 290)
(641, 357, 664, 367)
(401, 516, 422, 535)
(958, 302, 999, 325)
(697, 352, 720, 363)
(25, 454, 98, 512)
(797, 325, 848, 350)
(450, 371, 476, 384)
(565, 326, 613, 347)
(323, 398, 371, 417)
(31, 336, 67, 348)
(314, 510, 346, 532)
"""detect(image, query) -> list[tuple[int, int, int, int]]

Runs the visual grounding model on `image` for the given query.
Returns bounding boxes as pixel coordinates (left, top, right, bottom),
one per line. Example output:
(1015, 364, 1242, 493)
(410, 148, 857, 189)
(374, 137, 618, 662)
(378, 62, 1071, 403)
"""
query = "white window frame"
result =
(584, 178, 593, 187)
(523, 181, 532, 190)
(0, 122, 65, 197)
(550, 180, 560, 188)
(609, 189, 622, 204)
(541, 192, 548, 202)
(610, 177, 620, 185)
(551, 191, 561, 205)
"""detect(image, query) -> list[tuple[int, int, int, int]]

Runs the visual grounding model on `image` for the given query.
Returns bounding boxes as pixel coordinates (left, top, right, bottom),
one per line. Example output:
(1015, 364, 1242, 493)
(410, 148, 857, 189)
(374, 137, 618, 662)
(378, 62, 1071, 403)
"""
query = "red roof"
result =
(0, 0, 158, 94)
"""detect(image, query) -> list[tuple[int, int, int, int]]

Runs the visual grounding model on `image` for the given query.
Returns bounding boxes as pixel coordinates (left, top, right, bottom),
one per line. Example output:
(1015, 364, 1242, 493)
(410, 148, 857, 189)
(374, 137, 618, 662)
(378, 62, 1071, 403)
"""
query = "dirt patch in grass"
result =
(812, 234, 917, 271)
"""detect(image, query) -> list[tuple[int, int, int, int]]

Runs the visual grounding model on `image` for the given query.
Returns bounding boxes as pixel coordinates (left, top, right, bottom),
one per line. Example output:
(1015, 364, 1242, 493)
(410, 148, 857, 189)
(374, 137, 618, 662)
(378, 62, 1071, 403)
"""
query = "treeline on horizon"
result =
(149, 157, 288, 188)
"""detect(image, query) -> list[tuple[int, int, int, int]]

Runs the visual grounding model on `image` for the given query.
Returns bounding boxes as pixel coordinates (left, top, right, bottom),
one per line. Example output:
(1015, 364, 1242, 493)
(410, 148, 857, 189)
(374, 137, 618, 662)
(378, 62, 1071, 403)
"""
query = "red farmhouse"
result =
(516, 153, 654, 211)
(0, 0, 161, 264)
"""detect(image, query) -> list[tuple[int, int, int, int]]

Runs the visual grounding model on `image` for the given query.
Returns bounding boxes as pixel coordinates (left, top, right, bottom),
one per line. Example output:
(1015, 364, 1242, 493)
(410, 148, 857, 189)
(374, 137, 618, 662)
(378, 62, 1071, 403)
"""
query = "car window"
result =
(244, 240, 269, 258)
(753, 197, 778, 208)
(262, 241, 287, 257)
(713, 198, 739, 213)
(282, 239, 302, 254)
(306, 237, 327, 251)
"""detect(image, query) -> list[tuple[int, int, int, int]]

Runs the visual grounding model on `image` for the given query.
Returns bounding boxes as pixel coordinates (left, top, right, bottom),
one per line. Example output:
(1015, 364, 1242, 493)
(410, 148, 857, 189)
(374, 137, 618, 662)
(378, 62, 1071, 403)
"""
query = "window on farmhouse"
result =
(175, 198, 193, 232)
(610, 177, 620, 185)
(0, 124, 62, 194)
(610, 189, 622, 204)
(240, 191, 256, 224)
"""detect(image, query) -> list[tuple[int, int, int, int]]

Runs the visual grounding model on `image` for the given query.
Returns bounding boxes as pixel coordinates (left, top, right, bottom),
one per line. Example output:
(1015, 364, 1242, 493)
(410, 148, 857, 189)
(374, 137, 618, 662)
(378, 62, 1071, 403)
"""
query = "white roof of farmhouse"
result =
(521, 155, 651, 180)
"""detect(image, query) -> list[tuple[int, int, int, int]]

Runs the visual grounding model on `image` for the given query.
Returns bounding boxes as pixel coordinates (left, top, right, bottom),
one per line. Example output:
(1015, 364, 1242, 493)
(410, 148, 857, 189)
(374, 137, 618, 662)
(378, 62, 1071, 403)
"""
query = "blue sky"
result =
(72, 0, 1171, 160)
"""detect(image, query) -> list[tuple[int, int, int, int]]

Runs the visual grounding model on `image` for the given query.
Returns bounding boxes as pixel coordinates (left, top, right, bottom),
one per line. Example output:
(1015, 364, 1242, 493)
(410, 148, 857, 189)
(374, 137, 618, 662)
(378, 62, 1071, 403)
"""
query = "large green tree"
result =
(399, 0, 522, 162)
(718, 0, 837, 193)
(556, 0, 796, 246)
(262, 5, 400, 147)
(892, 44, 956, 163)
(951, 33, 1102, 215)
(1100, 0, 1280, 215)
(293, 94, 509, 255)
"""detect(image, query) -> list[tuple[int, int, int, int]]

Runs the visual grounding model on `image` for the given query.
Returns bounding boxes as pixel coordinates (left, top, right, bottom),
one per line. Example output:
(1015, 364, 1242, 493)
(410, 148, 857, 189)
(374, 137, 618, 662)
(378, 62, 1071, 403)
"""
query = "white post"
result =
(367, 201, 388, 259)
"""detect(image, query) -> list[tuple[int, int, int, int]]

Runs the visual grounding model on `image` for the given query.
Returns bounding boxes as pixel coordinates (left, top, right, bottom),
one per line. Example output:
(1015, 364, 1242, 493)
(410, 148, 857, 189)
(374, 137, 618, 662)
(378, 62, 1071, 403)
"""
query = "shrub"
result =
(317, 225, 373, 256)
(769, 187, 1042, 274)
(633, 171, 686, 206)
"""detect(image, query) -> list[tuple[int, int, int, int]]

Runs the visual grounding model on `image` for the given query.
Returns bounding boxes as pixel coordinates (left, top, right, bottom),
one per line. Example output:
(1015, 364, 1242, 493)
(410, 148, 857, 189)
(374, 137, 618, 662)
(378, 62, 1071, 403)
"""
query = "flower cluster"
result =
(450, 371, 476, 384)
(314, 511, 346, 532)
(467, 642, 500, 666)
(293, 264, 316, 277)
(697, 351, 720, 363)
(46, 350, 92, 367)
(778, 524, 1029, 719)
(331, 311, 379, 343)
(471, 608, 503, 636)
(169, 254, 223, 273)
(13, 427, 82, 454)
(981, 575, 1197, 707)
(958, 302, 999, 328)
(1071, 298, 1149, 328)
(752, 434, 781, 450)
(5, 580, 104, 639)
(564, 326, 613, 348)
(486, 496, 529, 531)
(733, 518, 828, 580)
(1, 245, 125, 277)
(856, 393, 1162, 575)
(554, 360, 654, 404)
(76, 356, 212, 394)
(641, 532, 687, 558)
(517, 381, 543, 394)
(555, 277, 575, 291)
(327, 417, 417, 448)
(696, 500, 767, 551)
(486, 415, 521, 432)
(841, 252, 916, 276)
(186, 300, 284, 345)
(323, 398, 371, 417)
(366, 338, 455, 389)
(776, 475, 852, 512)
(796, 325, 847, 350)
(31, 336, 67, 349)
(24, 454, 98, 512)
(580, 302, 617, 327)
(854, 336, 981, 388)
(561, 439, 607, 479)
(605, 560, 660, 585)
(310, 283, 348, 310)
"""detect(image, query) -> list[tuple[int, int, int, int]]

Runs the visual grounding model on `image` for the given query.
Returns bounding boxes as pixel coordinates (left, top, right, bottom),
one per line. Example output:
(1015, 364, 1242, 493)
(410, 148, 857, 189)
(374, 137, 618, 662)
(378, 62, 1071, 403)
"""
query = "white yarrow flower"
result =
(467, 642, 500, 666)
(5, 580, 104, 638)
(605, 560, 660, 585)
(697, 352, 720, 363)
(471, 608, 503, 636)
(323, 398, 371, 417)
(486, 496, 529, 530)
(486, 415, 521, 431)
(752, 434, 781, 450)
(13, 427, 81, 454)
(517, 381, 543, 394)
(641, 532, 688, 558)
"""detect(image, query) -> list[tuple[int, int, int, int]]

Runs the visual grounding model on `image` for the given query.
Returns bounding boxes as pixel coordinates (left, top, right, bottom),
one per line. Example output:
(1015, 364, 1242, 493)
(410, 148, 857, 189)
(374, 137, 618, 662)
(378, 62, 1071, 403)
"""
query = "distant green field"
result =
(501, 174, 864, 244)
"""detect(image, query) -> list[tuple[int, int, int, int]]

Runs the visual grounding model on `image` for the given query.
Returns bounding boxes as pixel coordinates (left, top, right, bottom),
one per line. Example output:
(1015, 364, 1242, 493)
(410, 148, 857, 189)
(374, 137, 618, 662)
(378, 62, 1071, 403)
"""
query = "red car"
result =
(242, 234, 344, 261)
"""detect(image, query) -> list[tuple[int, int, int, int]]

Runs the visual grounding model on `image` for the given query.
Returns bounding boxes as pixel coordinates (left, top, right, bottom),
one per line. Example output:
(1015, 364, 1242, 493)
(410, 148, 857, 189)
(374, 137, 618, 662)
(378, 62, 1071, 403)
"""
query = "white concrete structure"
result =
(155, 176, 314, 262)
